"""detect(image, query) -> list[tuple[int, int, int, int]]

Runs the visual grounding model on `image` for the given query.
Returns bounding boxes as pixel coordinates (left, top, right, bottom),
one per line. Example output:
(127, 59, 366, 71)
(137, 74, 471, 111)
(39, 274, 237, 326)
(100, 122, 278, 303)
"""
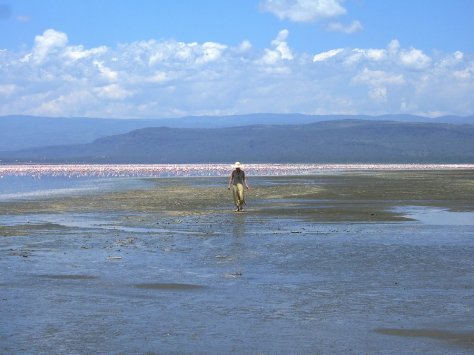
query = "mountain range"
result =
(1, 118, 473, 163)
(0, 113, 472, 152)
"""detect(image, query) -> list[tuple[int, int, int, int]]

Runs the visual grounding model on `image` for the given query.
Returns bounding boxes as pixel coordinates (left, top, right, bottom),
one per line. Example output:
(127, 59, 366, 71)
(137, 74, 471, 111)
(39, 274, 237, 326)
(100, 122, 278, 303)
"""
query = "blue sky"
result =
(1, 0, 473, 118)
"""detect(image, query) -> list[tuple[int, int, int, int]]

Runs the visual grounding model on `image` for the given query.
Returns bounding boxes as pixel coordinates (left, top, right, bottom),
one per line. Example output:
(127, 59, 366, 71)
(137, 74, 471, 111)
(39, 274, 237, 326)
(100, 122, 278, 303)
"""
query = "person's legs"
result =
(236, 183, 245, 211)
(232, 184, 245, 211)
(232, 184, 240, 210)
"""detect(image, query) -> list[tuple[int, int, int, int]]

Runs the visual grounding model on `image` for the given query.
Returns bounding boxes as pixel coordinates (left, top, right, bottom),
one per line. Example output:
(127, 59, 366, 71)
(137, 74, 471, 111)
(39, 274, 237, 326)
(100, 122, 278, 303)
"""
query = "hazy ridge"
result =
(2, 119, 473, 164)
(0, 113, 472, 152)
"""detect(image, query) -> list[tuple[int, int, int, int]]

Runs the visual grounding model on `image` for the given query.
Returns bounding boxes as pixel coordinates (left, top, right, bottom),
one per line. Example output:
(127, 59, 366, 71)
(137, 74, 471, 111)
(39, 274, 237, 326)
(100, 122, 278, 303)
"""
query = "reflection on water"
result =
(396, 206, 474, 225)
(232, 213, 246, 237)
(0, 175, 152, 202)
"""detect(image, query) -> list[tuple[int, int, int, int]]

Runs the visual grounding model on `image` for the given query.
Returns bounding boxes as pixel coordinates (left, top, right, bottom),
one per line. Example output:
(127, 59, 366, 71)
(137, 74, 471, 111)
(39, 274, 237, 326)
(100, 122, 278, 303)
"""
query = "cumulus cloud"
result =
(314, 41, 432, 72)
(260, 0, 346, 22)
(29, 29, 68, 64)
(259, 29, 294, 67)
(120, 39, 228, 67)
(453, 62, 474, 80)
(0, 28, 473, 118)
(326, 20, 363, 34)
(344, 48, 387, 65)
(63, 45, 108, 61)
(398, 48, 432, 70)
(236, 40, 253, 53)
(93, 61, 119, 81)
(196, 42, 228, 64)
(438, 51, 463, 69)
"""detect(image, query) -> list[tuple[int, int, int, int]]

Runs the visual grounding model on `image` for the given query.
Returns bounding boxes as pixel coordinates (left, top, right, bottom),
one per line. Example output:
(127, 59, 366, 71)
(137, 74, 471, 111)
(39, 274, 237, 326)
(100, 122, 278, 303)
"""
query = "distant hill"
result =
(0, 114, 472, 152)
(0, 115, 158, 151)
(2, 120, 473, 163)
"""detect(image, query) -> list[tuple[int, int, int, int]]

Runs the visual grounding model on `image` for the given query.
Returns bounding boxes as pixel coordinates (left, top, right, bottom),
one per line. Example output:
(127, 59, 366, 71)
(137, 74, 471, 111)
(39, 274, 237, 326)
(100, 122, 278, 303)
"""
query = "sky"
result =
(0, 0, 473, 119)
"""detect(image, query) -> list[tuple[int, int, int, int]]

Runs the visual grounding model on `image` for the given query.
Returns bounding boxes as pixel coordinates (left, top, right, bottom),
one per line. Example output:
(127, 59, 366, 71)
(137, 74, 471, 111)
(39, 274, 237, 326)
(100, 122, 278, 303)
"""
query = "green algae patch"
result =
(0, 223, 67, 237)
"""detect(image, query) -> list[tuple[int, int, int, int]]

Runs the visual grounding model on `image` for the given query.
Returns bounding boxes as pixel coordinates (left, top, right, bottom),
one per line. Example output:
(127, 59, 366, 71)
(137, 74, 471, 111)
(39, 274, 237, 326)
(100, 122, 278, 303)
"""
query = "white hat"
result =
(233, 161, 242, 168)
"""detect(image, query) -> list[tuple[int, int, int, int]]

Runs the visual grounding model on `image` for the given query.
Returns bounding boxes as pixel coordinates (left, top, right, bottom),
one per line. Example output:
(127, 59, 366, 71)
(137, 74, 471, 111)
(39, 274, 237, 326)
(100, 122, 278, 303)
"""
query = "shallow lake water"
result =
(396, 206, 474, 226)
(1, 167, 473, 354)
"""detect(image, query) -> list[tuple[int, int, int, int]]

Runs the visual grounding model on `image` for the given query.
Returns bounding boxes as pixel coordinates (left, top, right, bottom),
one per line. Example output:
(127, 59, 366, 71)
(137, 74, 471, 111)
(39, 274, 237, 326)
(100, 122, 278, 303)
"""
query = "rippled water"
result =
(1, 211, 473, 354)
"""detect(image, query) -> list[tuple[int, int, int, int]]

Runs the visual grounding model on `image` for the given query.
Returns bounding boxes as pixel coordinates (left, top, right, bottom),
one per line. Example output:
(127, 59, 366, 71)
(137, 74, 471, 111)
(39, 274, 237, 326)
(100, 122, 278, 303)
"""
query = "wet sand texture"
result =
(1, 170, 473, 221)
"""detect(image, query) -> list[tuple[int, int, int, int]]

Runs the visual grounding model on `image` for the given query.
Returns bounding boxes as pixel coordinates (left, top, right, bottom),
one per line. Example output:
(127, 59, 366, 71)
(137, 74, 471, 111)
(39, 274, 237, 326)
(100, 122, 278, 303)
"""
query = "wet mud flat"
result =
(1, 170, 473, 354)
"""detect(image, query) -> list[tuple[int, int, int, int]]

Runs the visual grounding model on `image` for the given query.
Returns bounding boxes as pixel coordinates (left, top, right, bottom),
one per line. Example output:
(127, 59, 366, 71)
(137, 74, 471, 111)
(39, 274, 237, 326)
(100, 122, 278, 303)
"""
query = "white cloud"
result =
(122, 39, 229, 67)
(260, 0, 346, 22)
(143, 40, 194, 65)
(1, 29, 473, 118)
(453, 62, 474, 80)
(326, 20, 363, 34)
(313, 48, 343, 62)
(259, 29, 293, 65)
(63, 45, 108, 61)
(364, 49, 386, 61)
(272, 29, 293, 60)
(93, 61, 118, 81)
(388, 39, 400, 52)
(342, 41, 433, 73)
(30, 29, 68, 64)
(352, 68, 405, 104)
(344, 48, 387, 65)
(236, 40, 253, 53)
(196, 42, 228, 64)
(399, 48, 432, 70)
(454, 51, 464, 61)
(94, 84, 133, 100)
(146, 71, 169, 84)
(353, 68, 405, 87)
(436, 51, 464, 70)
(30, 91, 97, 117)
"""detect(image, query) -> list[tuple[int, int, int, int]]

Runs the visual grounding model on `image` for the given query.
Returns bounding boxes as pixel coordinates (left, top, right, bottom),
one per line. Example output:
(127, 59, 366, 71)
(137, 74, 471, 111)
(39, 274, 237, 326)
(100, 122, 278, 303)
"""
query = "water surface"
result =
(1, 168, 473, 354)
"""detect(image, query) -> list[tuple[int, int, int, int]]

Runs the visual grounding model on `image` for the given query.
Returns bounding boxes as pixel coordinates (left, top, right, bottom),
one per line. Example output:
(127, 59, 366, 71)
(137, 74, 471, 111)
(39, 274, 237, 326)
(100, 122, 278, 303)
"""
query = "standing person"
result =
(228, 162, 250, 212)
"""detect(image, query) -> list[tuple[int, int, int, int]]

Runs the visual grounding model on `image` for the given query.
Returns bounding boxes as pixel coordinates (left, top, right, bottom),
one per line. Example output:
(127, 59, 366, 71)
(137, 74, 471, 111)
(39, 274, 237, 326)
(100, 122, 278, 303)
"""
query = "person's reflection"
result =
(228, 214, 246, 278)
(232, 213, 246, 238)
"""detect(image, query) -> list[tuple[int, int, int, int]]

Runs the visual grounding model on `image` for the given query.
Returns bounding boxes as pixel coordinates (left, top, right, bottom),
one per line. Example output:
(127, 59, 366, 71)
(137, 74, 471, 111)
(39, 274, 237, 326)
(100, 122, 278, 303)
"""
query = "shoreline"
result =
(1, 163, 473, 179)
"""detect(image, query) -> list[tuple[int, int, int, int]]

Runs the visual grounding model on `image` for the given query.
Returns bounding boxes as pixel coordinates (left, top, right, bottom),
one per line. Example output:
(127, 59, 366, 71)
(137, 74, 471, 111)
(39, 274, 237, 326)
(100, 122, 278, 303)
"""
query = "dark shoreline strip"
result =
(375, 328, 474, 348)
